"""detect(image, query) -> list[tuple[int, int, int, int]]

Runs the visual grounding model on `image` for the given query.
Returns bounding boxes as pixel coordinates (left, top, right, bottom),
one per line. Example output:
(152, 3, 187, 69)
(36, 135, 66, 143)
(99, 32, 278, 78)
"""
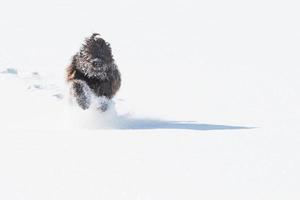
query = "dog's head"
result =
(80, 33, 114, 64)
(74, 33, 116, 79)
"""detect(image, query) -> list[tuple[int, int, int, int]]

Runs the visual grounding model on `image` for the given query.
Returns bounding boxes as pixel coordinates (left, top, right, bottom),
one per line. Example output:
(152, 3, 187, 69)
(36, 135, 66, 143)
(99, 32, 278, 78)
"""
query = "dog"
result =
(66, 33, 121, 111)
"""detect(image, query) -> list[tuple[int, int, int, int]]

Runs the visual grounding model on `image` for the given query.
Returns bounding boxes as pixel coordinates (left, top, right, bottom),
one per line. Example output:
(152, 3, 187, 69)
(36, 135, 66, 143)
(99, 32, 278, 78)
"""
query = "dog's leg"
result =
(71, 80, 91, 110)
(95, 96, 110, 112)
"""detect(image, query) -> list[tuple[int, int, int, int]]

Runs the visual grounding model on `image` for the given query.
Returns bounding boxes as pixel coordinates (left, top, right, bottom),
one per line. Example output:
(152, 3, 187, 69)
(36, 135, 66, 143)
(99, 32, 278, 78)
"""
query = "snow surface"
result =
(1, 0, 300, 199)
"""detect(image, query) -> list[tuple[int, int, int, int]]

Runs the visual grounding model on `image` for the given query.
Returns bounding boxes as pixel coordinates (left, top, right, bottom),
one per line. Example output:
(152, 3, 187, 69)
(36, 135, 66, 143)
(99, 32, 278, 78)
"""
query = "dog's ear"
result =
(66, 64, 76, 82)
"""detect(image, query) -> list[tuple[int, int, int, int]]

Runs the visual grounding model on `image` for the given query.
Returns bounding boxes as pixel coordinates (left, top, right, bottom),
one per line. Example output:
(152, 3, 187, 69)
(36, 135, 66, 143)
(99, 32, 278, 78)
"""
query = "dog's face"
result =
(75, 33, 116, 79)
(80, 33, 114, 64)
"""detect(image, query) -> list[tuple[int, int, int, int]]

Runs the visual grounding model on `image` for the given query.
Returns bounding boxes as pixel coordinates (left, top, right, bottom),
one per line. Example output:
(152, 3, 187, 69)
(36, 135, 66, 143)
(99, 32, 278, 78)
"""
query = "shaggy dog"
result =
(66, 33, 121, 111)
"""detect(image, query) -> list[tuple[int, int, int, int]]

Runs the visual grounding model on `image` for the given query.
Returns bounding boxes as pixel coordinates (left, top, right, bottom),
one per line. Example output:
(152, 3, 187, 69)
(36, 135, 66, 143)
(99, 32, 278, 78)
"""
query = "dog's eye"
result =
(92, 58, 101, 64)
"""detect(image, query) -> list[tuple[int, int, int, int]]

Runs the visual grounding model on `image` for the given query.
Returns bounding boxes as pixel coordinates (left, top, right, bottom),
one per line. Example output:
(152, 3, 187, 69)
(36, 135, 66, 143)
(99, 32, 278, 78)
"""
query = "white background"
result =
(0, 0, 300, 199)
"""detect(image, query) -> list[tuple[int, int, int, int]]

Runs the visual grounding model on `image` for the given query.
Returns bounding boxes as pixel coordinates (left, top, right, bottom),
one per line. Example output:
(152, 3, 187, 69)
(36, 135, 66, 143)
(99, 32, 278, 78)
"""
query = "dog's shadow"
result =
(88, 105, 252, 131)
(114, 117, 252, 131)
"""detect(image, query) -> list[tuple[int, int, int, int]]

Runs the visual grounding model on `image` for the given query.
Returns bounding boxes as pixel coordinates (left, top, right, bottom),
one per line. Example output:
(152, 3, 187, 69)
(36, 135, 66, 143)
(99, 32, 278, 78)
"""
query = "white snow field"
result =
(1, 0, 300, 199)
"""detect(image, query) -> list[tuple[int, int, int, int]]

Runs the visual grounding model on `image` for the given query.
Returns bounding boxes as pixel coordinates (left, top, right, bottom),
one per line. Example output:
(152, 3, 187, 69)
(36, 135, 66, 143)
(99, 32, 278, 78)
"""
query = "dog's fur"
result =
(66, 33, 121, 111)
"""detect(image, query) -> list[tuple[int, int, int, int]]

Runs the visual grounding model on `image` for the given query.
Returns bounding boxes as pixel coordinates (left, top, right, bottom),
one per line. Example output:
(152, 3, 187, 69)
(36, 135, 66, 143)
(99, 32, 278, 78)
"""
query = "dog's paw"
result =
(97, 102, 108, 112)
(95, 97, 110, 112)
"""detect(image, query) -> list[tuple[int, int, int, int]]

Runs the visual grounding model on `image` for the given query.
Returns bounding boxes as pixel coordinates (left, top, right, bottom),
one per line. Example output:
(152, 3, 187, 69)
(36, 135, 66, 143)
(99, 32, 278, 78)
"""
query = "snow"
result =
(1, 0, 300, 199)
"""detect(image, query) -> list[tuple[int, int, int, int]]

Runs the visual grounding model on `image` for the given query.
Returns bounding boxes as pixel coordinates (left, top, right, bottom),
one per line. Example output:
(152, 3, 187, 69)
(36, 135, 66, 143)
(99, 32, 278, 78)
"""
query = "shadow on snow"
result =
(115, 117, 252, 131)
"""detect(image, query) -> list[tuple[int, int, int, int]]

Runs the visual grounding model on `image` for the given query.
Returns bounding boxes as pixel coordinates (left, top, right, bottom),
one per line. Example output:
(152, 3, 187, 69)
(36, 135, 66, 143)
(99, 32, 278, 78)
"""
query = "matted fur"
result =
(67, 33, 121, 110)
